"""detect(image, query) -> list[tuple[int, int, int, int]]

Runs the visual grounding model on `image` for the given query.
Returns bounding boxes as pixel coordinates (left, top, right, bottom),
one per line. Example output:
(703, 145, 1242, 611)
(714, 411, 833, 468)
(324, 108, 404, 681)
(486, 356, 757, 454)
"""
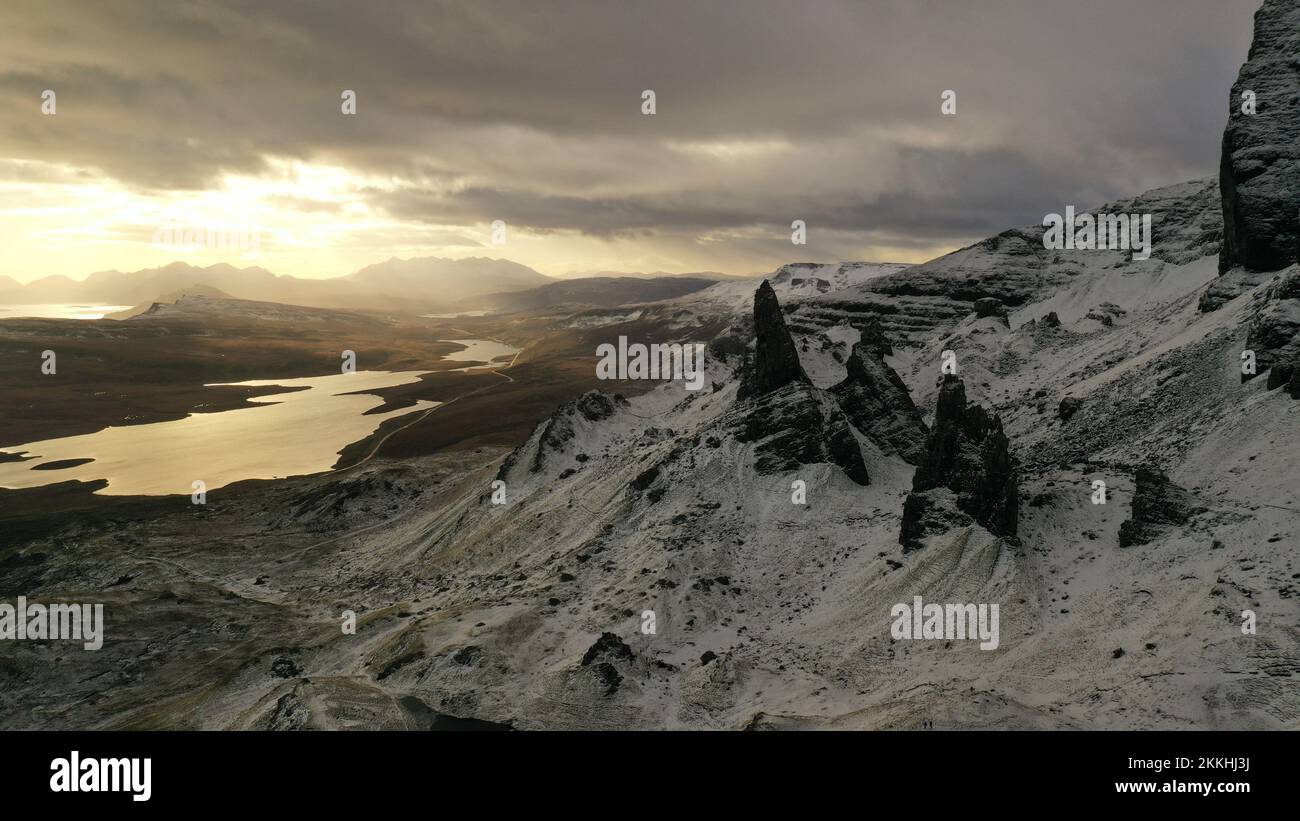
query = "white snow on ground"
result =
(26, 189, 1296, 731)
(348, 225, 1297, 730)
(794, 324, 861, 389)
(565, 310, 643, 328)
(1012, 256, 1220, 330)
(682, 262, 909, 314)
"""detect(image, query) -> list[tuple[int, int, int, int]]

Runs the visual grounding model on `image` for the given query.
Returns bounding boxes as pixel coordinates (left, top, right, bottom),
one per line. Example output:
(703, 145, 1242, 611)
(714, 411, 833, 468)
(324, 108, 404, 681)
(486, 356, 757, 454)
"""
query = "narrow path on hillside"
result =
(294, 356, 525, 557)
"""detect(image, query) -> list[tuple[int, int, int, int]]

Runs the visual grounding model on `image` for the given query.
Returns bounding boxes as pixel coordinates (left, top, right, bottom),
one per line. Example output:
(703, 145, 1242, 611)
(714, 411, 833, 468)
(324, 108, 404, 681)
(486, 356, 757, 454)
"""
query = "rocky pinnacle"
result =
(901, 374, 1018, 543)
(739, 280, 810, 399)
(1219, 0, 1300, 273)
(829, 327, 929, 464)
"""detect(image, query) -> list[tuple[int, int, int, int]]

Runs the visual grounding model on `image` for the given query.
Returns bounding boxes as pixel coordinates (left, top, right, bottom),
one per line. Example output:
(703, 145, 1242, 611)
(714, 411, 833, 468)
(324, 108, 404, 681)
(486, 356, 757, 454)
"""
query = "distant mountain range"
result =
(348, 256, 550, 301)
(463, 276, 719, 313)
(0, 257, 727, 316)
(0, 261, 396, 310)
(561, 269, 754, 281)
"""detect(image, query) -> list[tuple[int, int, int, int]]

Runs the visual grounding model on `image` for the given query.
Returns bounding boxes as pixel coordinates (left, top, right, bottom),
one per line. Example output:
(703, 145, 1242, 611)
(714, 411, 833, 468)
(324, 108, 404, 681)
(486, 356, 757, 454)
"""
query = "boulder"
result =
(1117, 466, 1206, 547)
(1058, 395, 1082, 420)
(974, 297, 1008, 319)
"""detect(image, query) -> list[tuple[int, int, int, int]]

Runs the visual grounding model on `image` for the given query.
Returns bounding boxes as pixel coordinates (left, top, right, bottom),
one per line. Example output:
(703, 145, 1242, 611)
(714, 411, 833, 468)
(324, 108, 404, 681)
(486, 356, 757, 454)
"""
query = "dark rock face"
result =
(1199, 268, 1271, 312)
(829, 335, 929, 464)
(974, 297, 1008, 319)
(580, 633, 635, 696)
(1219, 0, 1300, 273)
(1265, 358, 1300, 397)
(731, 280, 869, 484)
(738, 280, 810, 399)
(271, 656, 303, 679)
(900, 375, 1017, 546)
(730, 382, 870, 485)
(1118, 467, 1206, 547)
(581, 632, 634, 666)
(496, 390, 630, 482)
(898, 489, 974, 551)
(574, 392, 624, 422)
(1242, 268, 1300, 399)
(782, 180, 1220, 349)
(1041, 311, 1061, 328)
(856, 317, 893, 355)
(529, 391, 628, 472)
(1058, 395, 1082, 421)
(630, 465, 660, 492)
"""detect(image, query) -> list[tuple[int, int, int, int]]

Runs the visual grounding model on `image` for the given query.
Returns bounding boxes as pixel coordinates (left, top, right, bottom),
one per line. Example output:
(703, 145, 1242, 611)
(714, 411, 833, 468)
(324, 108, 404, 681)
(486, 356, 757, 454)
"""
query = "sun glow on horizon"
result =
(0, 155, 956, 285)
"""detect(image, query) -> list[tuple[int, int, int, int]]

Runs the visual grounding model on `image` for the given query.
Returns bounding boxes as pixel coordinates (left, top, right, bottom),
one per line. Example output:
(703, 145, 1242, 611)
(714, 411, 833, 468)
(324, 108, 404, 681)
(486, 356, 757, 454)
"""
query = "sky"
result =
(0, 0, 1261, 284)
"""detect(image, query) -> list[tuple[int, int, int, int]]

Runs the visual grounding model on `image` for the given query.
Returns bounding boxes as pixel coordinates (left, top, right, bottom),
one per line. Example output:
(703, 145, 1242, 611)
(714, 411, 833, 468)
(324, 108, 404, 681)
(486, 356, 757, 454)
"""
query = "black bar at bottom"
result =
(1, 730, 1284, 807)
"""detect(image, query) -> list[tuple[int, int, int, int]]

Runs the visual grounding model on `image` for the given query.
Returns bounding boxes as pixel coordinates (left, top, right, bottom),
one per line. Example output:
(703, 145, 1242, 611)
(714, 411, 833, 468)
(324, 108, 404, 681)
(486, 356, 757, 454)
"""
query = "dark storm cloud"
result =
(373, 143, 1122, 239)
(0, 0, 1259, 259)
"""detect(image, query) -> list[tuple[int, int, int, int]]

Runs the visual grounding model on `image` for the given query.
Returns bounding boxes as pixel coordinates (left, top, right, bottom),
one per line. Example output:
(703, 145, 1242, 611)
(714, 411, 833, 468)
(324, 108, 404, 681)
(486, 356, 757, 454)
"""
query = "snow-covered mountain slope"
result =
(7, 174, 1295, 730)
(681, 261, 909, 315)
(7, 1, 1300, 735)
(313, 123, 1300, 728)
(266, 214, 1294, 729)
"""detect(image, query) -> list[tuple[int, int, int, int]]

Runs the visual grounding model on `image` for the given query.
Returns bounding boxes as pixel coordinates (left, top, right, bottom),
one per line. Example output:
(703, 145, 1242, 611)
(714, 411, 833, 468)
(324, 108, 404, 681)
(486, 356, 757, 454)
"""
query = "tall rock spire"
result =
(900, 375, 1018, 546)
(729, 280, 868, 485)
(829, 320, 929, 464)
(1219, 0, 1300, 273)
(739, 280, 809, 399)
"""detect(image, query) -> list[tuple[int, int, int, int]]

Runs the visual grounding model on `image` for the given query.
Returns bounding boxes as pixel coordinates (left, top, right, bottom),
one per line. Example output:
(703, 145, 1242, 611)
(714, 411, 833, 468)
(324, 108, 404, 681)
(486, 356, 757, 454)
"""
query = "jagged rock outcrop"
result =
(974, 297, 1008, 320)
(787, 179, 1220, 345)
(1241, 268, 1300, 398)
(730, 383, 870, 484)
(730, 281, 869, 484)
(738, 280, 809, 399)
(530, 390, 628, 473)
(870, 227, 1054, 309)
(855, 315, 893, 355)
(898, 488, 976, 550)
(900, 375, 1017, 546)
(1199, 268, 1270, 312)
(1085, 302, 1127, 327)
(1118, 466, 1206, 547)
(1219, 0, 1300, 274)
(578, 633, 634, 696)
(829, 322, 929, 464)
(495, 390, 629, 481)
(581, 632, 634, 666)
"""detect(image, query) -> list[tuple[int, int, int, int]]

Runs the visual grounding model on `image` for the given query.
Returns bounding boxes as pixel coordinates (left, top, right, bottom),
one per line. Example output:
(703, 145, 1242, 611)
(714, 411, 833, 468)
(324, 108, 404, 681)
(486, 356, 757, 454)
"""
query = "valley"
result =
(2, 0, 1298, 735)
